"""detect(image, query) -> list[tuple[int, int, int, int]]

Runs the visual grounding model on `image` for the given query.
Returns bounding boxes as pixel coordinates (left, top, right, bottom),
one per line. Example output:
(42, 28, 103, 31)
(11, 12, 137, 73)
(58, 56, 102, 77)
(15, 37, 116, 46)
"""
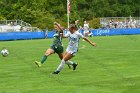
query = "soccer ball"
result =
(1, 49, 9, 57)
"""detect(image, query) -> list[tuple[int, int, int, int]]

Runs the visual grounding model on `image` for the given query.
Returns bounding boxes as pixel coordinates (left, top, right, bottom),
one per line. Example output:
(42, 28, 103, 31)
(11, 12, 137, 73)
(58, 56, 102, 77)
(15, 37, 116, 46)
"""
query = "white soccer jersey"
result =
(65, 31, 83, 55)
(83, 23, 89, 31)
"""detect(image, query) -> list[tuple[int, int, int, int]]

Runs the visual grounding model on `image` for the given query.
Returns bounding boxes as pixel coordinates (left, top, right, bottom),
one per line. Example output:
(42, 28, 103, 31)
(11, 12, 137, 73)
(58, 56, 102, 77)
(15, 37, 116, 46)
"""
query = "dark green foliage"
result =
(0, 0, 139, 29)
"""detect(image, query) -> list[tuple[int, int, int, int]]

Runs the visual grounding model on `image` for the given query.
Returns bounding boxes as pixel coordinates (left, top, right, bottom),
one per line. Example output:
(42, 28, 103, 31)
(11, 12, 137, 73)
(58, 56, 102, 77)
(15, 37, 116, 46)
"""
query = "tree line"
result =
(0, 0, 139, 30)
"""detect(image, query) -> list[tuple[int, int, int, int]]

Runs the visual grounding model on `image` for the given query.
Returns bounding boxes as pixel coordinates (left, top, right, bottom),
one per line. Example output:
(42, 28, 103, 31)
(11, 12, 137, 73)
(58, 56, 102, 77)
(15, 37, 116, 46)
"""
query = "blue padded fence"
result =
(0, 28, 140, 41)
(91, 28, 140, 36)
(0, 32, 45, 41)
(47, 30, 56, 38)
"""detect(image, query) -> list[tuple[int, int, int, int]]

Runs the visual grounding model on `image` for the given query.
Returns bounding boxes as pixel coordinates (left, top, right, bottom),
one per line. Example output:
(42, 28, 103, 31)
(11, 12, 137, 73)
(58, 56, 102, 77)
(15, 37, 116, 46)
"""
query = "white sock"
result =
(56, 59, 65, 71)
(65, 60, 73, 65)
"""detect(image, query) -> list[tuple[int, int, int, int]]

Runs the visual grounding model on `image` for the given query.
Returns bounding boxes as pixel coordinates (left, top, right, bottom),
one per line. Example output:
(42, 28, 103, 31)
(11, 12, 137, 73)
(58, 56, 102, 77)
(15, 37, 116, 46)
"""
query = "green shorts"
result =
(50, 45, 64, 54)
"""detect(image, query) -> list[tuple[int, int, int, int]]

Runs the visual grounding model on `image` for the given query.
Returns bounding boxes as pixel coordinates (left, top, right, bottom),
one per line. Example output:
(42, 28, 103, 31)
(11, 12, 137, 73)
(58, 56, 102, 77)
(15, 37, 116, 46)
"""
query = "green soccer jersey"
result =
(52, 31, 62, 46)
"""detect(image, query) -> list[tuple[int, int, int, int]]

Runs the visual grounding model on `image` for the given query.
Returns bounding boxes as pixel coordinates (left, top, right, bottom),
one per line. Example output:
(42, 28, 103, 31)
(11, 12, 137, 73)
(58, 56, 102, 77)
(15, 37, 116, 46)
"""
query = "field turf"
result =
(0, 35, 140, 93)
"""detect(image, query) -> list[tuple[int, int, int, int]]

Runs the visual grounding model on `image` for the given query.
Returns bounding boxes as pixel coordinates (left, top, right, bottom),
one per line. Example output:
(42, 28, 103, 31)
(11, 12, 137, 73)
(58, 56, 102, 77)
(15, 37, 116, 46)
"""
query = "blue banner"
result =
(0, 32, 45, 41)
(0, 28, 140, 41)
(47, 30, 56, 38)
(91, 28, 140, 36)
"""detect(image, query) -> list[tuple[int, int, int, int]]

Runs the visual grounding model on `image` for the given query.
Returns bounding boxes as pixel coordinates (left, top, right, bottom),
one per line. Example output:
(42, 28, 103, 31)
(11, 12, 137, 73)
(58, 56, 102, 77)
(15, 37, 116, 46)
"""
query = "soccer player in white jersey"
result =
(83, 21, 90, 37)
(53, 24, 96, 74)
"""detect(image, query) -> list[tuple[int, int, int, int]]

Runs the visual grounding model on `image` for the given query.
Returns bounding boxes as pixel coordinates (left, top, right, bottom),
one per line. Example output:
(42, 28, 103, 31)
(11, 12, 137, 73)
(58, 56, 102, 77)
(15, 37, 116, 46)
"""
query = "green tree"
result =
(0, 0, 139, 29)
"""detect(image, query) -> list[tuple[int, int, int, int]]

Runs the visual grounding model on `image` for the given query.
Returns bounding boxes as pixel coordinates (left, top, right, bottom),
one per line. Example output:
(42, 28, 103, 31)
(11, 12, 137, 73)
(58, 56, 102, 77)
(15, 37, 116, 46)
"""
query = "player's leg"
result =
(58, 52, 78, 71)
(53, 52, 73, 74)
(35, 48, 54, 67)
(41, 48, 54, 64)
(64, 52, 77, 69)
(56, 45, 72, 69)
(85, 32, 89, 37)
(58, 53, 63, 59)
(62, 49, 76, 69)
(83, 31, 86, 41)
(66, 60, 78, 70)
(58, 53, 71, 69)
(64, 48, 78, 70)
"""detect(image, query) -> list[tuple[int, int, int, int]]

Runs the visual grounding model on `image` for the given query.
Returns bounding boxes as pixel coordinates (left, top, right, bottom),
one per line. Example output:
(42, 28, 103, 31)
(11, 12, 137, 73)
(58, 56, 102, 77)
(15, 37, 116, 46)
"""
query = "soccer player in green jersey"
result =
(35, 22, 77, 69)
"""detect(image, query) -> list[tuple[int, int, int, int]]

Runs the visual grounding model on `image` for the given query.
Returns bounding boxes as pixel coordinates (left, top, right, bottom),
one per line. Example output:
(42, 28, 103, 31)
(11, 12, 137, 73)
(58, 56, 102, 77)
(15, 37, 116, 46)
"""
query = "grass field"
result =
(0, 35, 140, 93)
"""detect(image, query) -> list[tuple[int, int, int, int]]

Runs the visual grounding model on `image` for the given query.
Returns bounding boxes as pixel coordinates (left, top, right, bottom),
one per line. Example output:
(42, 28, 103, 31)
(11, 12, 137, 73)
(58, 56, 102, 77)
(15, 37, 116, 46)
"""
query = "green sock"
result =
(41, 55, 47, 64)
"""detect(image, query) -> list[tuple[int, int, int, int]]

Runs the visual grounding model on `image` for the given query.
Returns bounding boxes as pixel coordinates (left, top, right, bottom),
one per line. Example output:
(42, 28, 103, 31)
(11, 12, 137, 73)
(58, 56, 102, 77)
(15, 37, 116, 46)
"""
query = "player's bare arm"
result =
(83, 37, 96, 47)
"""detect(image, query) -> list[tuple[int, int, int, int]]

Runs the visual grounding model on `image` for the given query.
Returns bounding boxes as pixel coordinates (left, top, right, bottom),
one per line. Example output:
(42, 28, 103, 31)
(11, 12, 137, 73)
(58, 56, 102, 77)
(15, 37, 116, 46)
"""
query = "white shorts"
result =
(84, 30, 89, 34)
(66, 46, 78, 56)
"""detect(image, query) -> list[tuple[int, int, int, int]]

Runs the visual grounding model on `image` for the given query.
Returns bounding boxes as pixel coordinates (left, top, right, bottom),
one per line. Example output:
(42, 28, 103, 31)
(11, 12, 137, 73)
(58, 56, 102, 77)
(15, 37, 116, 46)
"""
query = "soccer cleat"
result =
(72, 63, 78, 70)
(35, 61, 42, 67)
(52, 71, 60, 74)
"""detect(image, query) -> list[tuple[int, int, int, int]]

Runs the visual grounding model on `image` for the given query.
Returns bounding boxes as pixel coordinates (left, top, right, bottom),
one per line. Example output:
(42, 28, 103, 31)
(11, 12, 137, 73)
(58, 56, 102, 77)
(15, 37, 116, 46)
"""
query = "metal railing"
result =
(100, 16, 140, 28)
(0, 20, 41, 32)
